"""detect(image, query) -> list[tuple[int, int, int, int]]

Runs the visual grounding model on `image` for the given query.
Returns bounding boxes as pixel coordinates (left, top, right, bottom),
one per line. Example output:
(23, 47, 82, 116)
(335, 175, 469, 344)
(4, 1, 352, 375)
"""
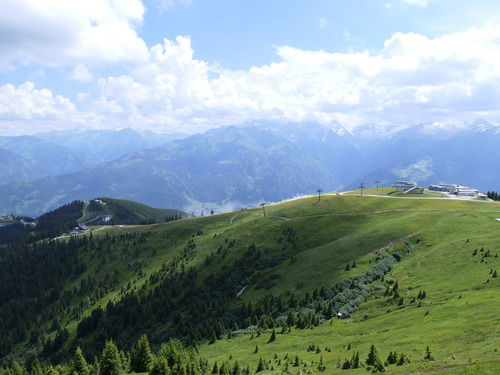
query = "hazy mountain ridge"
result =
(0, 124, 359, 216)
(1, 122, 499, 216)
(0, 128, 180, 186)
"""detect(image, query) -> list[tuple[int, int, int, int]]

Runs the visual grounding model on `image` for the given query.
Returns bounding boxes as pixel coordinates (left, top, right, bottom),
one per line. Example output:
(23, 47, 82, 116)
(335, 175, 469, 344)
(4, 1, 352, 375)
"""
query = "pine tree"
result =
(72, 347, 90, 375)
(268, 329, 276, 343)
(256, 358, 264, 372)
(254, 345, 259, 354)
(351, 352, 360, 368)
(231, 361, 241, 375)
(131, 334, 153, 373)
(150, 357, 169, 375)
(386, 351, 397, 365)
(366, 344, 385, 372)
(100, 340, 122, 375)
(341, 358, 351, 369)
(424, 346, 434, 361)
(212, 362, 219, 375)
(366, 345, 378, 366)
(397, 354, 405, 366)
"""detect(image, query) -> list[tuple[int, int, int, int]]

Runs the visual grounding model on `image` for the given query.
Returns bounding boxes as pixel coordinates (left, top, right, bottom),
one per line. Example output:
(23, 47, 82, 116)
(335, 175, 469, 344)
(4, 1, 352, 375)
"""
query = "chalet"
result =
(336, 312, 351, 319)
(450, 185, 479, 196)
(405, 186, 424, 194)
(428, 184, 454, 192)
(71, 224, 89, 235)
(392, 181, 416, 191)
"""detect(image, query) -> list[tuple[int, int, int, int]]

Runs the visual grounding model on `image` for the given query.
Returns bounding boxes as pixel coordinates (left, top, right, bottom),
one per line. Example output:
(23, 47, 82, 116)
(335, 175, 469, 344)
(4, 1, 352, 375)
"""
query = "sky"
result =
(0, 0, 500, 135)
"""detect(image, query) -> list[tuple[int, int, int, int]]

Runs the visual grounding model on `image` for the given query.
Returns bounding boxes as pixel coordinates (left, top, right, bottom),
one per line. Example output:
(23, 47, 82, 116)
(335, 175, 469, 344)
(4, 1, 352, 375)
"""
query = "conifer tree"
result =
(366, 344, 385, 372)
(72, 347, 90, 375)
(212, 362, 219, 375)
(424, 346, 434, 361)
(150, 357, 169, 375)
(256, 358, 264, 372)
(131, 334, 153, 373)
(100, 340, 122, 375)
(341, 358, 351, 369)
(351, 352, 360, 368)
(268, 329, 276, 343)
(397, 354, 405, 366)
(231, 361, 241, 375)
(387, 351, 399, 365)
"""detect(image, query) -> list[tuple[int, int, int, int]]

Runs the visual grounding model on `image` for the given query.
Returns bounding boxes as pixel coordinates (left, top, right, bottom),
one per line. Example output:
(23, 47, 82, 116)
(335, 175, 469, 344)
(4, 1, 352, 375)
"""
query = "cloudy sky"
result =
(0, 0, 500, 135)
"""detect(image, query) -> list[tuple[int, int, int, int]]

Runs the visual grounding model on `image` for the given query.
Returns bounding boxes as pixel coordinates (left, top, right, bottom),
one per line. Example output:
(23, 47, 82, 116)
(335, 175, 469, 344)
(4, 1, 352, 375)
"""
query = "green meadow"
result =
(2, 194, 499, 374)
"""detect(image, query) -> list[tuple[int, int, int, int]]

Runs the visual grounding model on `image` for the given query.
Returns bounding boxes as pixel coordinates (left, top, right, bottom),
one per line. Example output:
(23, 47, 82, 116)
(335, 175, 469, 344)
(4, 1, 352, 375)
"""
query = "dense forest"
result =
(0, 199, 185, 245)
(0, 201, 84, 244)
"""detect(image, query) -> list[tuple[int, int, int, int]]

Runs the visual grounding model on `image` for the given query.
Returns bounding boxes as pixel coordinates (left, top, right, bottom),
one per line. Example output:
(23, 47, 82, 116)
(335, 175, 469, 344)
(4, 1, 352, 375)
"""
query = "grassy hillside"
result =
(0, 195, 498, 374)
(79, 197, 185, 225)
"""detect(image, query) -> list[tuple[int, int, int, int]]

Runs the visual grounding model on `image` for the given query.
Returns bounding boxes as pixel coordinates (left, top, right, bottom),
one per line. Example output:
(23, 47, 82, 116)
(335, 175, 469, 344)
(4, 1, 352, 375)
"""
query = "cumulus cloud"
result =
(68, 64, 93, 82)
(154, 0, 193, 13)
(401, 0, 429, 6)
(2, 25, 500, 134)
(0, 82, 75, 120)
(0, 81, 86, 134)
(89, 25, 500, 132)
(0, 0, 148, 69)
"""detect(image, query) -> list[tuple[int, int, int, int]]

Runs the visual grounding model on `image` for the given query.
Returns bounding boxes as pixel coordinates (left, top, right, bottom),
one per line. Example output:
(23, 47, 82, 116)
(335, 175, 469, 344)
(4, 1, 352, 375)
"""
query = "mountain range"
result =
(1, 121, 499, 216)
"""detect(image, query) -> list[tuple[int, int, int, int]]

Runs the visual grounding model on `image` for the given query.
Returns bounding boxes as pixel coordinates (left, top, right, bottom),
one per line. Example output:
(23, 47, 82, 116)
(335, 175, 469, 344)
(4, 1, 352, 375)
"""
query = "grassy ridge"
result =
(196, 196, 500, 374)
(1, 194, 499, 374)
(79, 197, 185, 225)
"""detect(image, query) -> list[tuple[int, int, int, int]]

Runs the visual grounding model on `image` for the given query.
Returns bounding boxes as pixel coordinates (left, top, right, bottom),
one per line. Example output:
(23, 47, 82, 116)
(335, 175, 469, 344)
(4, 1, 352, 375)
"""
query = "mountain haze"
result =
(1, 122, 500, 216)
(0, 123, 361, 216)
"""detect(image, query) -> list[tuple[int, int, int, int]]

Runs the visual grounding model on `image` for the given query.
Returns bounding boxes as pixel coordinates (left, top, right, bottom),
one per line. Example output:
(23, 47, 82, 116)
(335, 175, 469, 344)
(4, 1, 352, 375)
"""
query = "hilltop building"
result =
(405, 186, 424, 194)
(429, 184, 455, 192)
(392, 181, 416, 191)
(71, 224, 88, 235)
(392, 181, 424, 194)
(429, 183, 486, 198)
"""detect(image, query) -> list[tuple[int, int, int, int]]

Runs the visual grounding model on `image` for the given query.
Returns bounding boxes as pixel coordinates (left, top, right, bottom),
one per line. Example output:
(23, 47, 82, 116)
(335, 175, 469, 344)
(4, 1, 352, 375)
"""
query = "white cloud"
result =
(0, 0, 148, 69)
(68, 64, 93, 82)
(94, 25, 500, 132)
(154, 0, 193, 13)
(2, 25, 500, 134)
(0, 82, 75, 120)
(401, 0, 429, 7)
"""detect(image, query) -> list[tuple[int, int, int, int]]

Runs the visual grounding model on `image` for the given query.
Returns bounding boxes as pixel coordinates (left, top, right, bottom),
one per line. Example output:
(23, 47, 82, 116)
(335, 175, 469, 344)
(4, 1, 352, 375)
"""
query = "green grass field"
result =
(190, 195, 500, 374)
(8, 194, 498, 374)
(70, 194, 500, 373)
(343, 187, 445, 198)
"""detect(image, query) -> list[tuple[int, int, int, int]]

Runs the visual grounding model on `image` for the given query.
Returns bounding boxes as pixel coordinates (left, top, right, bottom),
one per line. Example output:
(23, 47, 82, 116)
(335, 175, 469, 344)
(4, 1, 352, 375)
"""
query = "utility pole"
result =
(359, 182, 365, 197)
(317, 188, 323, 202)
(375, 180, 380, 192)
(260, 202, 267, 217)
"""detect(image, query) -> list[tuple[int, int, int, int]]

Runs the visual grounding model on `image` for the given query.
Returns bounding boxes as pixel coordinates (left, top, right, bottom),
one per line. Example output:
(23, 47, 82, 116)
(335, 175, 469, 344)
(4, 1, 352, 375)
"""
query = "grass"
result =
(343, 187, 445, 198)
(44, 194, 500, 374)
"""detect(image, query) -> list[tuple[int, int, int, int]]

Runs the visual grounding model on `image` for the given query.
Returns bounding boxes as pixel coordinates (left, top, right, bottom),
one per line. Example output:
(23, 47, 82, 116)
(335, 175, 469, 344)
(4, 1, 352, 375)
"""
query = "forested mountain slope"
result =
(0, 194, 498, 374)
(0, 124, 360, 216)
(0, 198, 185, 244)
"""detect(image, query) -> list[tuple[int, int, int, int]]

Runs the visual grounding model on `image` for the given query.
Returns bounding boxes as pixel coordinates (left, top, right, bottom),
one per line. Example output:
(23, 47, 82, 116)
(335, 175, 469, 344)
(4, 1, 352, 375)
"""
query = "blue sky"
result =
(142, 0, 500, 68)
(0, 0, 500, 135)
